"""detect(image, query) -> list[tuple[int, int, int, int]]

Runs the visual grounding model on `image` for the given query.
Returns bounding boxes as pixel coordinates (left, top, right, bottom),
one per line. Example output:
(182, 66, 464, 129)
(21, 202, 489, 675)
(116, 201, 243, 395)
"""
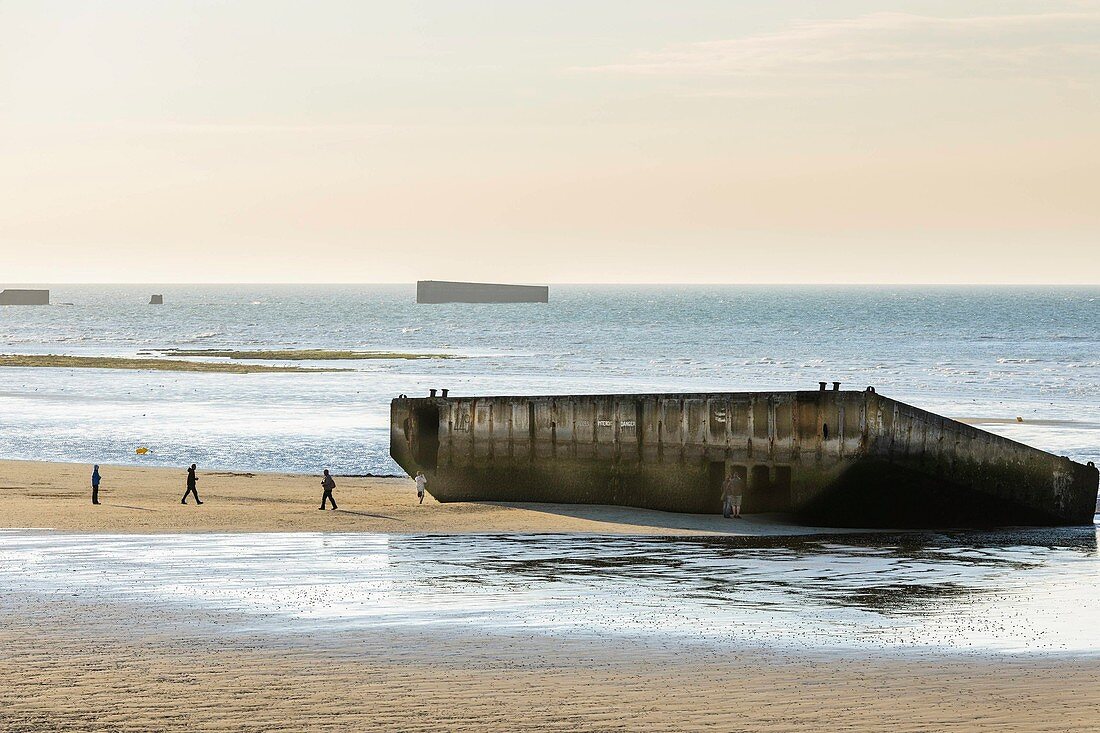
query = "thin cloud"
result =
(144, 122, 400, 134)
(580, 12, 1100, 82)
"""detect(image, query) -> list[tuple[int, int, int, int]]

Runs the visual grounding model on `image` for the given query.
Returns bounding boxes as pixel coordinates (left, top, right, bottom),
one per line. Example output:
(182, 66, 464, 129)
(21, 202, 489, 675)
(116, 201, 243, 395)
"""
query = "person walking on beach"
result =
(320, 469, 338, 510)
(181, 464, 202, 505)
(415, 470, 427, 505)
(721, 471, 744, 519)
(91, 465, 102, 505)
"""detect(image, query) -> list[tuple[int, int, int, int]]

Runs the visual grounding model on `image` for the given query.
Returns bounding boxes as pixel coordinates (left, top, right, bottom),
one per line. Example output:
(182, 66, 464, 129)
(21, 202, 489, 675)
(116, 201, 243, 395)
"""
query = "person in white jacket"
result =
(415, 471, 427, 505)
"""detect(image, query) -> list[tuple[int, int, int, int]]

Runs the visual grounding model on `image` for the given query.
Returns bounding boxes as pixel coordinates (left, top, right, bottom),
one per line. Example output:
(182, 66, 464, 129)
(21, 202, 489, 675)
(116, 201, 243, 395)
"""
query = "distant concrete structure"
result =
(416, 280, 548, 304)
(392, 386, 1099, 528)
(0, 289, 49, 305)
(149, 294, 163, 305)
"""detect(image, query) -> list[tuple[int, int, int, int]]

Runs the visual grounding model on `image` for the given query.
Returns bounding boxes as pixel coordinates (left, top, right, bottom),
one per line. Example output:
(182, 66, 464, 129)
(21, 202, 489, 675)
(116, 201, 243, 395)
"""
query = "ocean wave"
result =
(180, 331, 222, 343)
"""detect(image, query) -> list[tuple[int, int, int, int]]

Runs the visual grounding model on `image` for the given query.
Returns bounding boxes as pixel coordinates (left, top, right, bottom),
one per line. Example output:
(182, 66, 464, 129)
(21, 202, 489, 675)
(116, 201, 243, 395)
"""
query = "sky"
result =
(1, 0, 1098, 284)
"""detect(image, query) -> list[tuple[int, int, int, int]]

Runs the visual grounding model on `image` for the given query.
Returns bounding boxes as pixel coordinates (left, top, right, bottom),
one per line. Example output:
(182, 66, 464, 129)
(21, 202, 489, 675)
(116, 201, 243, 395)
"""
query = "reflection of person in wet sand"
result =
(320, 469, 338, 510)
(91, 465, 101, 505)
(415, 470, 427, 505)
(181, 464, 202, 505)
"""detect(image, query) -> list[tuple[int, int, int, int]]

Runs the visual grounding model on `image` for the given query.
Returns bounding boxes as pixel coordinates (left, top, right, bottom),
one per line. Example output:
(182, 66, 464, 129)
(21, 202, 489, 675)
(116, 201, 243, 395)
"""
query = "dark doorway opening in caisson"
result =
(412, 405, 440, 469)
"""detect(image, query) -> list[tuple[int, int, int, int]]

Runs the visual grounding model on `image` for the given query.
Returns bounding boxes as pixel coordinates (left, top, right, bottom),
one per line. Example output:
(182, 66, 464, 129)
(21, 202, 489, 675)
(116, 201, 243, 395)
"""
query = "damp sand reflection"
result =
(0, 527, 1097, 654)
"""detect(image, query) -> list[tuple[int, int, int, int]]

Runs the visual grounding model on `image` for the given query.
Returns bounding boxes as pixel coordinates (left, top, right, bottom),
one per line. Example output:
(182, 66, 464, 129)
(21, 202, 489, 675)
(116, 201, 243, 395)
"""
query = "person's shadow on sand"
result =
(328, 509, 402, 522)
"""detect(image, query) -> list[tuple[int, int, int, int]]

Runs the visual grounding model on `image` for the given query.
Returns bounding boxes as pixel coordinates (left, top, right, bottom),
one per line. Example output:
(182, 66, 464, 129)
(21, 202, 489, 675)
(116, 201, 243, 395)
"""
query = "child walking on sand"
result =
(415, 471, 427, 505)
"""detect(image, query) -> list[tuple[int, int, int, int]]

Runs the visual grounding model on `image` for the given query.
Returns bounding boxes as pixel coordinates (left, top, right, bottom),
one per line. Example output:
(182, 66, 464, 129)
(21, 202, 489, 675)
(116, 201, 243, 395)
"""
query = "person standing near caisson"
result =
(415, 470, 428, 505)
(721, 470, 744, 519)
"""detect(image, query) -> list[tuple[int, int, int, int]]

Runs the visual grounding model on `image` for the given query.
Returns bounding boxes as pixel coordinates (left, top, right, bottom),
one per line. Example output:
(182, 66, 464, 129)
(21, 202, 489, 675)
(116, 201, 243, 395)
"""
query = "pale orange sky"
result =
(1, 1, 1098, 283)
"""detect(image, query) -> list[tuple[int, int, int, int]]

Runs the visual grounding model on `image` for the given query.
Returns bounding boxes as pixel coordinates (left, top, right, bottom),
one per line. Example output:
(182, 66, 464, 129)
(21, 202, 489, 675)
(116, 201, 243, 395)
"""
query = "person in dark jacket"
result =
(91, 465, 101, 505)
(319, 469, 337, 510)
(181, 464, 202, 505)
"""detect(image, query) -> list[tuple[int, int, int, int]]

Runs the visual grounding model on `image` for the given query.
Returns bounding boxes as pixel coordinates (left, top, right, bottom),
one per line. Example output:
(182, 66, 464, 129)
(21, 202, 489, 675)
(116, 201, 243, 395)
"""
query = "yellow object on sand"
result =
(135, 447, 150, 455)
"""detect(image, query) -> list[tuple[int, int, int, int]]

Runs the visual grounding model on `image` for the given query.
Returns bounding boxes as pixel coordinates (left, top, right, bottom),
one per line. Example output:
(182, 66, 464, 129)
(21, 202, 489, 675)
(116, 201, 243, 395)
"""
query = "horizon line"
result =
(4, 281, 1099, 287)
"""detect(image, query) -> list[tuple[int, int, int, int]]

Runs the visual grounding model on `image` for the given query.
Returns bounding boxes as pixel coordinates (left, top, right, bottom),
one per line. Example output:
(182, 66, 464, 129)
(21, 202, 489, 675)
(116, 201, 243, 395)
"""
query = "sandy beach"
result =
(3, 620, 1098, 733)
(3, 567, 1098, 733)
(2, 458, 1098, 732)
(0, 458, 847, 536)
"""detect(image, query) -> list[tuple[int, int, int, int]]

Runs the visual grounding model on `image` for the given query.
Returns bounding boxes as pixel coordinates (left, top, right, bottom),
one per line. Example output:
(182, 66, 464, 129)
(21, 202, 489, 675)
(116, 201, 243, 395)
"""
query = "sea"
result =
(2, 284, 1099, 657)
(1, 284, 1097, 475)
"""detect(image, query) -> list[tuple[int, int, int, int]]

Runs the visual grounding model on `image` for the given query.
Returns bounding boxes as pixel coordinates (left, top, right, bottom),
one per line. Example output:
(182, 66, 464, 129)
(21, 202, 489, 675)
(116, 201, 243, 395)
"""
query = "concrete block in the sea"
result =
(149, 294, 163, 305)
(416, 280, 548, 304)
(0, 289, 49, 305)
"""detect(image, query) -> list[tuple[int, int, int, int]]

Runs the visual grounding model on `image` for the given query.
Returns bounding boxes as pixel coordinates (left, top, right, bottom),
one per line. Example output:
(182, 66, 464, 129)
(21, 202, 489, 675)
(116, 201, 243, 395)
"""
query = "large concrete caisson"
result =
(391, 388, 1098, 527)
(416, 280, 548, 304)
(0, 289, 49, 305)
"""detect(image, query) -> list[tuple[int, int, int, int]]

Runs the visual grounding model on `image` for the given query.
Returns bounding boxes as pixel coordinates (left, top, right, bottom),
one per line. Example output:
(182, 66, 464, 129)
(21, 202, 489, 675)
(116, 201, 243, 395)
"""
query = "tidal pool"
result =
(1, 527, 1097, 654)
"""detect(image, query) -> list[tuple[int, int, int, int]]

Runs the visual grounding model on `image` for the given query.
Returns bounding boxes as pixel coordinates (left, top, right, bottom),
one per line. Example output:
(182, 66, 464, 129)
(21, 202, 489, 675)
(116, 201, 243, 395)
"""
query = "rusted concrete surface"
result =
(391, 389, 1098, 527)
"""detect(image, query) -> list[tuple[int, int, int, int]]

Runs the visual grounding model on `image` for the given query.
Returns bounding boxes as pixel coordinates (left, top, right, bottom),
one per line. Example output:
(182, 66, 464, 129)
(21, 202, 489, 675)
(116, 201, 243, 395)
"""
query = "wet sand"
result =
(152, 347, 456, 360)
(3, 458, 1098, 732)
(2, 601, 1098, 733)
(0, 458, 850, 535)
(0, 353, 341, 373)
(956, 416, 1100, 429)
